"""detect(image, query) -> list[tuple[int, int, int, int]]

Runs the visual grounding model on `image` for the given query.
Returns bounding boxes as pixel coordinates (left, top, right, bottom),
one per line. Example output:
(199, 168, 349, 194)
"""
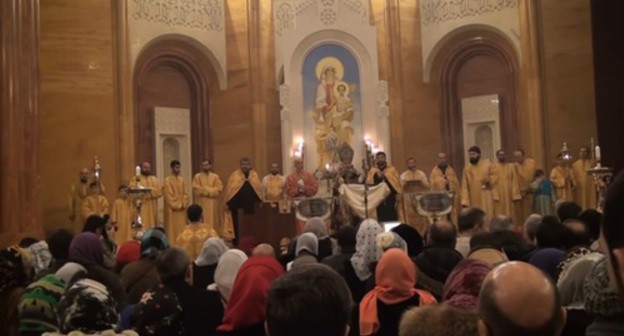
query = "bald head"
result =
(490, 215, 514, 232)
(428, 219, 457, 248)
(478, 262, 565, 336)
(252, 243, 275, 257)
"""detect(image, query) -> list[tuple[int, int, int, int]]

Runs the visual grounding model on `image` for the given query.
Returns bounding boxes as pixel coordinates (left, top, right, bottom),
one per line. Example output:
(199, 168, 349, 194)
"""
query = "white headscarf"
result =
(195, 238, 229, 267)
(210, 249, 248, 303)
(350, 218, 384, 281)
(296, 232, 319, 257)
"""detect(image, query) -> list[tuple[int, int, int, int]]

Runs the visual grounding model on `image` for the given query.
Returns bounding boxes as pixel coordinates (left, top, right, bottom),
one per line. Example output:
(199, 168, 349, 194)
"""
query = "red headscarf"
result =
(217, 256, 284, 331)
(359, 249, 436, 335)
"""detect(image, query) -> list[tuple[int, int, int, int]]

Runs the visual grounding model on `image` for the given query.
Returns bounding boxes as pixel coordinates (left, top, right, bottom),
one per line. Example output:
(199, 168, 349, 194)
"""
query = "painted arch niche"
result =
(303, 44, 363, 171)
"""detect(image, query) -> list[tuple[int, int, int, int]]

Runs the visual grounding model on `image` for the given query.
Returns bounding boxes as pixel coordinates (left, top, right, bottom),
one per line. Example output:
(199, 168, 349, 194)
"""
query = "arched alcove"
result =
(431, 27, 519, 167)
(133, 35, 219, 169)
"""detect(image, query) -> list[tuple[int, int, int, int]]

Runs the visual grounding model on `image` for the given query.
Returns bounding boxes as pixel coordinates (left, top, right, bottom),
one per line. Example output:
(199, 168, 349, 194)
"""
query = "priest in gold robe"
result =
(366, 151, 404, 222)
(175, 204, 218, 259)
(68, 168, 92, 233)
(490, 150, 521, 218)
(400, 157, 429, 234)
(572, 146, 597, 210)
(222, 157, 264, 243)
(81, 182, 110, 220)
(461, 146, 494, 219)
(513, 149, 537, 226)
(129, 162, 163, 229)
(285, 158, 319, 198)
(111, 185, 134, 244)
(262, 162, 285, 202)
(192, 159, 223, 233)
(164, 160, 190, 242)
(550, 154, 575, 202)
(430, 152, 461, 224)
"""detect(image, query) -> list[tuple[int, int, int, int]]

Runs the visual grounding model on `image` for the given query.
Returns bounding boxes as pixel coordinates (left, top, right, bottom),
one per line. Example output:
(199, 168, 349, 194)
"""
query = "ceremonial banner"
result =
(339, 183, 391, 219)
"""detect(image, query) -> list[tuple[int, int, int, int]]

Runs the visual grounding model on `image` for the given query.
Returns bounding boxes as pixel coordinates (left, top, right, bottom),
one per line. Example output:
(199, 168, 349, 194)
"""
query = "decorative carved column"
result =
(0, 0, 42, 245)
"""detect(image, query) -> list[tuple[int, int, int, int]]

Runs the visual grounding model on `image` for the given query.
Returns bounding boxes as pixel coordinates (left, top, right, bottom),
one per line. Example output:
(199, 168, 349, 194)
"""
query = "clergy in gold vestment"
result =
(285, 158, 319, 198)
(550, 154, 575, 202)
(366, 152, 405, 222)
(81, 182, 110, 220)
(129, 162, 163, 229)
(164, 160, 190, 242)
(461, 146, 494, 220)
(262, 162, 285, 202)
(69, 168, 93, 233)
(111, 185, 134, 244)
(513, 149, 537, 226)
(430, 153, 461, 224)
(572, 146, 597, 210)
(176, 204, 218, 259)
(400, 157, 429, 234)
(490, 150, 521, 218)
(222, 157, 264, 243)
(192, 160, 224, 233)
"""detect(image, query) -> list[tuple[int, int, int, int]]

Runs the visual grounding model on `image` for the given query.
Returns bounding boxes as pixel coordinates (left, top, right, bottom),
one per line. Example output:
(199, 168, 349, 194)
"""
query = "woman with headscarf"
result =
(193, 238, 229, 290)
(304, 217, 334, 260)
(133, 284, 184, 336)
(59, 278, 118, 333)
(82, 215, 118, 270)
(289, 232, 319, 270)
(360, 249, 436, 336)
(120, 228, 169, 304)
(68, 232, 127, 310)
(390, 223, 424, 258)
(557, 247, 601, 336)
(216, 256, 284, 336)
(583, 256, 624, 335)
(376, 232, 407, 253)
(442, 259, 492, 310)
(208, 249, 248, 307)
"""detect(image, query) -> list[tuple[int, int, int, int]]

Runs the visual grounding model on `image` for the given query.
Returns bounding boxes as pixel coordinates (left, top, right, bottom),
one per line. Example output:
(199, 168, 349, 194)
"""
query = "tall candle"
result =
(135, 165, 141, 178)
(595, 145, 601, 162)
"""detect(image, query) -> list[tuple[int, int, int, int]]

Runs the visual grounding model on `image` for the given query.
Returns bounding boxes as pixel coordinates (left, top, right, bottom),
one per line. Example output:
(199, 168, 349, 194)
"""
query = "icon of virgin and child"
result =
(312, 57, 356, 169)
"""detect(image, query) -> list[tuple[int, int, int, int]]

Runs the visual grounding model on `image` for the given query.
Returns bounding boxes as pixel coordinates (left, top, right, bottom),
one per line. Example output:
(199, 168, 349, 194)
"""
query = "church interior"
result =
(3, 1, 624, 336)
(1, 0, 623, 246)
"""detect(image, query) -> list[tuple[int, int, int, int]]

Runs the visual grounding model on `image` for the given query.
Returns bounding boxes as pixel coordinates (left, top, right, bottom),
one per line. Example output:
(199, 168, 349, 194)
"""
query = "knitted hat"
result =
(18, 274, 67, 333)
(57, 278, 119, 333)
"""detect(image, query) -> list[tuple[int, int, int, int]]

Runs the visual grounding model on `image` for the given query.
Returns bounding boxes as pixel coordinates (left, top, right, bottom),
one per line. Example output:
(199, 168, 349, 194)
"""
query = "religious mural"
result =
(303, 44, 362, 170)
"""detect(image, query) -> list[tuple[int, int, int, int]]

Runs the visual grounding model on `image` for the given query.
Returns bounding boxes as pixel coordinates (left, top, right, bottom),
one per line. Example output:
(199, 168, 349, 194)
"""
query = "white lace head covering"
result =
(195, 238, 229, 267)
(350, 218, 384, 281)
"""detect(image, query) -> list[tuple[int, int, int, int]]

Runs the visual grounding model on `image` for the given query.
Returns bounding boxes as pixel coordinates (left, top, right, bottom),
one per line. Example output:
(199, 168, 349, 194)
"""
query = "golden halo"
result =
(315, 57, 345, 81)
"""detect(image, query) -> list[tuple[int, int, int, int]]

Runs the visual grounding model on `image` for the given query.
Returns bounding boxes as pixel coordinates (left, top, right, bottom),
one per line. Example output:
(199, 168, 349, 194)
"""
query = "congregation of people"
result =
(2, 143, 624, 336)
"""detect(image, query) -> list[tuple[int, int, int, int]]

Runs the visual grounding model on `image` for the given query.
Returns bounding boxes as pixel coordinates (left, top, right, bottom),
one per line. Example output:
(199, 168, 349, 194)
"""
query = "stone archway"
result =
(431, 28, 519, 167)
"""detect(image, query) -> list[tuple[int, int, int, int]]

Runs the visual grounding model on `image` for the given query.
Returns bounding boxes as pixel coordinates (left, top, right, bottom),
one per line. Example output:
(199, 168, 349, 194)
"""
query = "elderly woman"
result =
(360, 249, 436, 336)
(289, 232, 319, 270)
(120, 228, 169, 304)
(193, 238, 229, 290)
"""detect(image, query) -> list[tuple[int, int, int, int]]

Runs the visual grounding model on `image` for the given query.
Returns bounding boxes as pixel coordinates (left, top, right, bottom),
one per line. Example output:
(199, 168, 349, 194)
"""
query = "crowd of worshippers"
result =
(2, 171, 624, 336)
